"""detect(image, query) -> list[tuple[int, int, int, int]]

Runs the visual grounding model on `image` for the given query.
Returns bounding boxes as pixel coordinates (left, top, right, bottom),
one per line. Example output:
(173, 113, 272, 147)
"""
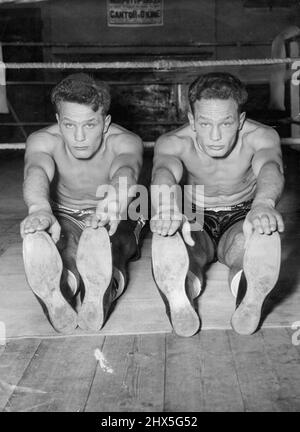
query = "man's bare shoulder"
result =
(106, 123, 143, 155)
(242, 118, 281, 151)
(155, 123, 193, 156)
(26, 124, 62, 155)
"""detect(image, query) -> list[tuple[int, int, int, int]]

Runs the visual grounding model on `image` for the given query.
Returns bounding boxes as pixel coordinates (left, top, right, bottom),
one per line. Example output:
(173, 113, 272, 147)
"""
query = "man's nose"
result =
(210, 125, 221, 141)
(75, 126, 86, 142)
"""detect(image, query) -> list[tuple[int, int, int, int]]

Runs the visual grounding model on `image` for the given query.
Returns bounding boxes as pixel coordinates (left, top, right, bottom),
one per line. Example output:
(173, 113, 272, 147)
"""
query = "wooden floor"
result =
(0, 149, 300, 412)
(1, 329, 300, 412)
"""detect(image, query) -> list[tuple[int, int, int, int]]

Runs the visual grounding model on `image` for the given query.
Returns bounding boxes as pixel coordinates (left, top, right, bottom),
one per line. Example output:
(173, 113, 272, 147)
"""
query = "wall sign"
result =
(107, 0, 163, 27)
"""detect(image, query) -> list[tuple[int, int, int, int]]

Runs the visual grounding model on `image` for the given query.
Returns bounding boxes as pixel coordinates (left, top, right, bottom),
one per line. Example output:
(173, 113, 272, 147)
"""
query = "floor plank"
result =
(228, 331, 282, 412)
(85, 334, 165, 412)
(197, 330, 244, 412)
(261, 327, 300, 411)
(0, 338, 41, 412)
(5, 336, 104, 412)
(164, 333, 203, 412)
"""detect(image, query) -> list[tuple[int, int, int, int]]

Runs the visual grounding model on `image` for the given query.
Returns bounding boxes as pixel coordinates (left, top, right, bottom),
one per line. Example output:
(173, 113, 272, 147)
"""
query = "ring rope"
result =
(0, 139, 299, 150)
(0, 57, 299, 70)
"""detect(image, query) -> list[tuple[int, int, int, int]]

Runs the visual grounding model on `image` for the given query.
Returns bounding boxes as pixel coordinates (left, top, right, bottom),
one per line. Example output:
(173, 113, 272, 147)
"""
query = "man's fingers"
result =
(168, 220, 181, 236)
(276, 213, 285, 232)
(252, 217, 263, 234)
(84, 216, 92, 227)
(49, 220, 61, 244)
(23, 217, 45, 234)
(260, 214, 271, 234)
(91, 216, 99, 229)
(96, 212, 109, 227)
(109, 220, 119, 236)
(160, 220, 172, 236)
(267, 214, 277, 232)
(150, 218, 158, 233)
(182, 219, 195, 246)
(37, 218, 52, 231)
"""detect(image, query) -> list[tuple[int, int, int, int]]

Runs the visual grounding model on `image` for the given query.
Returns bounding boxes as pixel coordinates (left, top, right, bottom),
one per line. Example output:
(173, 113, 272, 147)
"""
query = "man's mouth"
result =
(74, 146, 88, 151)
(209, 145, 225, 151)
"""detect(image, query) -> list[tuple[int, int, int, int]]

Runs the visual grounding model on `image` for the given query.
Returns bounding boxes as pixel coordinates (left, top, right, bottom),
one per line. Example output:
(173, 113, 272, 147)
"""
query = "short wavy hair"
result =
(51, 73, 111, 115)
(188, 72, 248, 113)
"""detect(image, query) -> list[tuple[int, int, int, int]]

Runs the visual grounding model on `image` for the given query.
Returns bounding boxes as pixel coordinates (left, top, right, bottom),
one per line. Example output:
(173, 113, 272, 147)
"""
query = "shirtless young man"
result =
(151, 72, 284, 337)
(21, 73, 144, 333)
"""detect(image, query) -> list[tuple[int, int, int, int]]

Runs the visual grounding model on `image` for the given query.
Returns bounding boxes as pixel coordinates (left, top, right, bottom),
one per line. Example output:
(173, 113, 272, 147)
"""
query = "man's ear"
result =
(239, 111, 246, 130)
(55, 113, 59, 124)
(188, 111, 196, 132)
(104, 114, 111, 133)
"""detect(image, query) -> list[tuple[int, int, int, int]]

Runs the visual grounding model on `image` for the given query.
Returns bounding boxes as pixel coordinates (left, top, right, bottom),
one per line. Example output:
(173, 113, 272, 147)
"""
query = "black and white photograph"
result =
(0, 0, 300, 416)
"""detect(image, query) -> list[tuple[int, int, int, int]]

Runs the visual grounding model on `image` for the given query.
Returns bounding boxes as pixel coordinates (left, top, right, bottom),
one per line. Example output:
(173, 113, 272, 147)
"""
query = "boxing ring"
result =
(1, 46, 300, 337)
(1, 40, 300, 149)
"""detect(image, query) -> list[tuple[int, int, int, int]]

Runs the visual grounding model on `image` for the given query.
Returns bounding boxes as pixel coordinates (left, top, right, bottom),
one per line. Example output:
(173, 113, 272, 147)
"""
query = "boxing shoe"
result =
(231, 231, 281, 335)
(23, 231, 77, 333)
(76, 227, 118, 331)
(152, 232, 201, 337)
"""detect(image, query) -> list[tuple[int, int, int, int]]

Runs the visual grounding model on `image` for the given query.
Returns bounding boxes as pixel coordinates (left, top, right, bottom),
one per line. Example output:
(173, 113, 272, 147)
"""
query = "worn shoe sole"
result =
(76, 227, 112, 331)
(231, 231, 281, 335)
(152, 232, 200, 337)
(23, 231, 77, 333)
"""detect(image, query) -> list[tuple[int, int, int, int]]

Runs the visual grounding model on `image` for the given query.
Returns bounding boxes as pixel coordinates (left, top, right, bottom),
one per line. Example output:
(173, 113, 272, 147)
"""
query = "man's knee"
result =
(230, 231, 245, 250)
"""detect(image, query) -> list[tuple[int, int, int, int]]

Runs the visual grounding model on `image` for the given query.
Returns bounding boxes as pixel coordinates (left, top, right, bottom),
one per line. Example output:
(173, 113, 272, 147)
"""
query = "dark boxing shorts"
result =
(192, 200, 253, 248)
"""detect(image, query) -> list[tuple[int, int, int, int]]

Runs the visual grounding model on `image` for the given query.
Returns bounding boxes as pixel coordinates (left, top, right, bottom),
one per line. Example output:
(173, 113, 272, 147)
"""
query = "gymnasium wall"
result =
(0, 0, 299, 142)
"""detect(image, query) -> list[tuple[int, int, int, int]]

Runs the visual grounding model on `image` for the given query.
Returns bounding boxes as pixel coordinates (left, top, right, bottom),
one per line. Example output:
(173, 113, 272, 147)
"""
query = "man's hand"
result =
(243, 201, 284, 247)
(85, 200, 120, 236)
(20, 210, 61, 243)
(150, 208, 195, 246)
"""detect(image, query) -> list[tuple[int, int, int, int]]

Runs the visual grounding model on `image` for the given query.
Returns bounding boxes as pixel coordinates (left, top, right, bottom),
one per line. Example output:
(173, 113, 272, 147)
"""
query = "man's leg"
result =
(23, 225, 78, 334)
(217, 220, 281, 335)
(152, 228, 215, 337)
(186, 228, 215, 298)
(111, 219, 145, 287)
(55, 216, 83, 307)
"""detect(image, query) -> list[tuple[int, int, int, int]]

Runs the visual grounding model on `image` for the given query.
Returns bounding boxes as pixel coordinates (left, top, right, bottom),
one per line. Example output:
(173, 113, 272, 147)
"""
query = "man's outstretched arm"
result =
(88, 133, 143, 235)
(150, 136, 194, 245)
(244, 128, 285, 243)
(21, 132, 60, 242)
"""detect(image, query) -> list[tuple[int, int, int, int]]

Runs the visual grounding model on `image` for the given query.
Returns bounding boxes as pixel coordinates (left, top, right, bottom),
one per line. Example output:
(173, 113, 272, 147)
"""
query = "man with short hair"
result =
(151, 72, 284, 337)
(21, 73, 144, 333)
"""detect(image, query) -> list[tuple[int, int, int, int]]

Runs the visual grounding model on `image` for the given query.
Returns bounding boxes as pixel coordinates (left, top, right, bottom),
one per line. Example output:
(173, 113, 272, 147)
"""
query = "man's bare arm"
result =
(151, 136, 183, 187)
(243, 127, 285, 241)
(23, 132, 56, 212)
(21, 132, 60, 241)
(88, 133, 143, 235)
(150, 136, 194, 245)
(109, 134, 143, 217)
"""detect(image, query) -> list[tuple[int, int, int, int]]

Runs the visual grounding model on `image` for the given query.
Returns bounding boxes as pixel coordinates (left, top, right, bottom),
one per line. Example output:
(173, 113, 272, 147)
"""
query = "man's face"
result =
(188, 98, 245, 158)
(56, 101, 111, 159)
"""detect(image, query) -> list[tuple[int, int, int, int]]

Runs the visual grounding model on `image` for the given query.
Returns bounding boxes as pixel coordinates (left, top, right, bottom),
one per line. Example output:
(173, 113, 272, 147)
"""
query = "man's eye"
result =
(64, 123, 74, 128)
(200, 123, 209, 127)
(85, 124, 95, 129)
(223, 122, 233, 126)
